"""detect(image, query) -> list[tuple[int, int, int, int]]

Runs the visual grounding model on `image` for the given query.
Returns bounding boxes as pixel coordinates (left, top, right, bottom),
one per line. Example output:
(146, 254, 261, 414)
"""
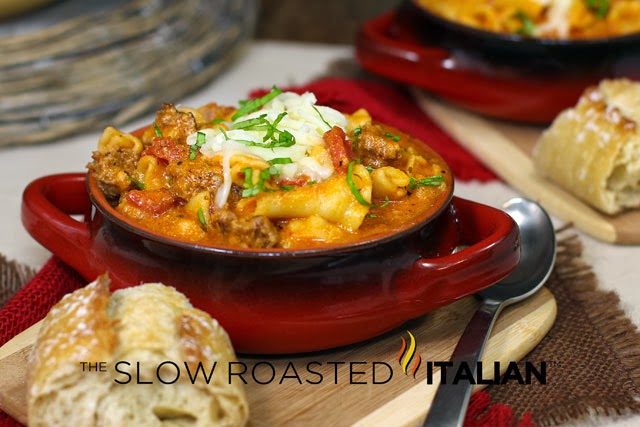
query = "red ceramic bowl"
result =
(21, 125, 518, 354)
(22, 171, 519, 354)
(356, 10, 640, 123)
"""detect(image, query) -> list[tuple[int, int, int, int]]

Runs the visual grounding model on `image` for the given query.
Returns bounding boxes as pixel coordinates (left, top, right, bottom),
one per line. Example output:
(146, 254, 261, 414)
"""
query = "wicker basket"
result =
(0, 0, 256, 146)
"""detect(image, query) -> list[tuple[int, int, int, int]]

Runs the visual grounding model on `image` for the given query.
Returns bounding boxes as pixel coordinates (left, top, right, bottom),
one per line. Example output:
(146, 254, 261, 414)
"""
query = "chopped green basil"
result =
(243, 167, 253, 186)
(280, 185, 294, 191)
(197, 207, 207, 230)
(230, 112, 296, 149)
(153, 123, 163, 137)
(130, 176, 145, 190)
(312, 105, 332, 129)
(272, 111, 287, 126)
(515, 11, 535, 36)
(232, 86, 283, 120)
(242, 166, 279, 198)
(365, 165, 373, 173)
(268, 157, 293, 165)
(586, 0, 609, 18)
(353, 127, 362, 137)
(242, 167, 256, 197)
(260, 168, 272, 181)
(347, 161, 372, 207)
(383, 131, 401, 142)
(379, 196, 390, 208)
(262, 112, 287, 143)
(367, 213, 378, 219)
(219, 128, 256, 146)
(261, 131, 295, 149)
(189, 131, 207, 160)
(408, 175, 445, 190)
(232, 114, 268, 130)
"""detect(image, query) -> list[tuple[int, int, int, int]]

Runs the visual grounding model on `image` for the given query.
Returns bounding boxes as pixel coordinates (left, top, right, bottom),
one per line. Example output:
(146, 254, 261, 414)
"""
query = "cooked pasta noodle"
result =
(98, 126, 143, 154)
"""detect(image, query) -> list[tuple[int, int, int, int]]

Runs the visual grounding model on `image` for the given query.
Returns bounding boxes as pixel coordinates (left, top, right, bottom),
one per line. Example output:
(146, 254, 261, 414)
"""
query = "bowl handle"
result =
(355, 12, 451, 86)
(395, 197, 521, 317)
(21, 173, 94, 277)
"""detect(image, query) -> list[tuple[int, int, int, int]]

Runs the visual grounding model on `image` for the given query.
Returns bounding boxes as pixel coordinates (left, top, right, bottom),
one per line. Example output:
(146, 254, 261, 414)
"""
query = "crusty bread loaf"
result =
(28, 275, 248, 427)
(533, 79, 640, 215)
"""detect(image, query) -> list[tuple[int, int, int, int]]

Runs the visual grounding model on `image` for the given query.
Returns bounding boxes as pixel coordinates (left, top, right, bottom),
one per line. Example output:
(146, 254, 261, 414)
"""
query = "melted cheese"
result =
(216, 149, 234, 208)
(535, 0, 572, 38)
(186, 92, 347, 207)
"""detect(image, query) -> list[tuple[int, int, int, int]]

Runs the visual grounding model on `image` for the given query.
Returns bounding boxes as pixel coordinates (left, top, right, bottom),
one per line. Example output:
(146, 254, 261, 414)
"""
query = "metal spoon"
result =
(423, 198, 556, 427)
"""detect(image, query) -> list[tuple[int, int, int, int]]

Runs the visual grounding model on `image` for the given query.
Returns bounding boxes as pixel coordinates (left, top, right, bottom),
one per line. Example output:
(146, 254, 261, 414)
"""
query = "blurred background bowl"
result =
(356, 0, 640, 124)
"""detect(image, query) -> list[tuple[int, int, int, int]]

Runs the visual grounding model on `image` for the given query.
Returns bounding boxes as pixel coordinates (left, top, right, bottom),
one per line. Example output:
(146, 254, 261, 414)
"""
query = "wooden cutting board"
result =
(0, 288, 556, 427)
(415, 92, 640, 245)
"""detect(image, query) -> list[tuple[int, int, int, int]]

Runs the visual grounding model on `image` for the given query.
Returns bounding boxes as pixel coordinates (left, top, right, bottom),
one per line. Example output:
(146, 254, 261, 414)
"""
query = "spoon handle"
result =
(423, 300, 503, 427)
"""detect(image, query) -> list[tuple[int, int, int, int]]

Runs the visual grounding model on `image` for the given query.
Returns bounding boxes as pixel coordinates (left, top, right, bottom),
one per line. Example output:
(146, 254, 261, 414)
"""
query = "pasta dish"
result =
(88, 87, 450, 249)
(417, 0, 640, 39)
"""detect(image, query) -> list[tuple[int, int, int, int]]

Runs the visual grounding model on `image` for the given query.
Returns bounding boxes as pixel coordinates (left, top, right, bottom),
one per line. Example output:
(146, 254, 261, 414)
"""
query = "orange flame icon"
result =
(397, 331, 421, 378)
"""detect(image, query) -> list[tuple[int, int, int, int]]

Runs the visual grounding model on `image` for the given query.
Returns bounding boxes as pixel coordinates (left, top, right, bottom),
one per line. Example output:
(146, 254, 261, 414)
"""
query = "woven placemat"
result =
(489, 226, 640, 426)
(2, 228, 640, 426)
(0, 255, 33, 308)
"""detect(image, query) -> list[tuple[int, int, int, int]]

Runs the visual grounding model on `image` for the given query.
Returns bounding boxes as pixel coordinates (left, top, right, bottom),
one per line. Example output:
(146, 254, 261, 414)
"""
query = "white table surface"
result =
(2, 41, 639, 426)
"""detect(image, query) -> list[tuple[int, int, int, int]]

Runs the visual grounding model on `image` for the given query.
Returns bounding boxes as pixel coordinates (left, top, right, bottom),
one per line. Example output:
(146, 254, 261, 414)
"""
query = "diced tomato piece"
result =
(125, 190, 176, 215)
(278, 175, 310, 187)
(142, 137, 188, 163)
(323, 126, 350, 173)
(344, 136, 355, 159)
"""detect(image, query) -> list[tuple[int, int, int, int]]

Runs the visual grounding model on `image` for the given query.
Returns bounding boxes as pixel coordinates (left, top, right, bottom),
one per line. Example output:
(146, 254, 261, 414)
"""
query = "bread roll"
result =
(28, 275, 248, 427)
(533, 79, 640, 215)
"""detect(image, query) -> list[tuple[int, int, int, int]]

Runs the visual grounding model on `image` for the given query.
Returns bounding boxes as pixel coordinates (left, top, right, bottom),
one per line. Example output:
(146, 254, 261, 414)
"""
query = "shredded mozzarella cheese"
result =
(187, 92, 348, 208)
(215, 148, 234, 208)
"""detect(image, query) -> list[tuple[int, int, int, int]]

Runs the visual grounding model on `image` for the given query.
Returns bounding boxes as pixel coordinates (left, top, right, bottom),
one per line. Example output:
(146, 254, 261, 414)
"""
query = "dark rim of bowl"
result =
(408, 0, 640, 48)
(87, 173, 455, 259)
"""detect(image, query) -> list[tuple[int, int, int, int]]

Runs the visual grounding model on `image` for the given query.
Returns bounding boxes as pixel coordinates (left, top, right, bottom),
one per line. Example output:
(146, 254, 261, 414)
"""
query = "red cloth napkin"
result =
(0, 258, 85, 427)
(466, 391, 535, 427)
(0, 78, 512, 427)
